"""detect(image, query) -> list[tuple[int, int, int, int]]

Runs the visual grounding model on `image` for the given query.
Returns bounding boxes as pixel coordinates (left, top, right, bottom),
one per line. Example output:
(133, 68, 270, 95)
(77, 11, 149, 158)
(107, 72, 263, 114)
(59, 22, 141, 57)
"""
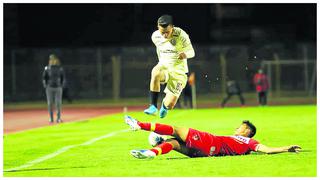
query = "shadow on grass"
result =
(166, 157, 190, 160)
(165, 150, 309, 160)
(4, 166, 87, 173)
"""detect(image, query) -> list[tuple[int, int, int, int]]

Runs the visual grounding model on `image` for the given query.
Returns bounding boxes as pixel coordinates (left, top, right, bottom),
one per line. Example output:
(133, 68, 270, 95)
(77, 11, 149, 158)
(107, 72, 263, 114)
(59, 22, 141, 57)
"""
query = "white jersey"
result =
(151, 27, 195, 74)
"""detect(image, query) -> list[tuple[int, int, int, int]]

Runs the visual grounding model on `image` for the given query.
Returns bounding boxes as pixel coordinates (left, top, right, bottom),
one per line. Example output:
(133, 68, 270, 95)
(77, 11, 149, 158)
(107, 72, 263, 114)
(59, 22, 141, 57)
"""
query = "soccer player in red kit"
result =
(125, 115, 301, 159)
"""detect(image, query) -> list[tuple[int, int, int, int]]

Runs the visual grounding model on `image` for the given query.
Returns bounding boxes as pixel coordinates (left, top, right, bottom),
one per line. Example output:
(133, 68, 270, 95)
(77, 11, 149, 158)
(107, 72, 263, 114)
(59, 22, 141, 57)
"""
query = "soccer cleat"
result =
(56, 119, 63, 123)
(144, 105, 158, 115)
(130, 149, 156, 159)
(124, 115, 141, 131)
(148, 132, 166, 147)
(159, 102, 168, 118)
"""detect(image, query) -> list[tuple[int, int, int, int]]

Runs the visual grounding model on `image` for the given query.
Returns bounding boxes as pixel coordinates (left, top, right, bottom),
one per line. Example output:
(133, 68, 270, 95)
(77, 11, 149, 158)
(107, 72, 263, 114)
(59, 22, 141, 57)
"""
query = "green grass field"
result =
(3, 105, 317, 177)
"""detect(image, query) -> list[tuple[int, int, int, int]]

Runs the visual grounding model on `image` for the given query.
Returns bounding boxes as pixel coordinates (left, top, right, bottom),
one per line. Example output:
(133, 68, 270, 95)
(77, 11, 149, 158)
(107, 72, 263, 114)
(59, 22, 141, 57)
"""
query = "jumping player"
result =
(124, 115, 301, 159)
(144, 14, 195, 118)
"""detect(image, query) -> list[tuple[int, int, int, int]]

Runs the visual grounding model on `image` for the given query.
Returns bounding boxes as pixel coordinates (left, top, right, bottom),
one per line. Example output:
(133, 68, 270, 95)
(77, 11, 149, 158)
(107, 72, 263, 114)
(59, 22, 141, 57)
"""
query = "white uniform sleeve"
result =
(151, 32, 157, 45)
(180, 31, 195, 59)
(151, 32, 160, 58)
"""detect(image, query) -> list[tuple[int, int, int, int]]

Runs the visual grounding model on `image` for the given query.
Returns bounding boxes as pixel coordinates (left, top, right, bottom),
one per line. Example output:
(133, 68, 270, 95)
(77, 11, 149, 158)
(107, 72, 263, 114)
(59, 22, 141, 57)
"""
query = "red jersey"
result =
(185, 128, 260, 157)
(253, 73, 269, 92)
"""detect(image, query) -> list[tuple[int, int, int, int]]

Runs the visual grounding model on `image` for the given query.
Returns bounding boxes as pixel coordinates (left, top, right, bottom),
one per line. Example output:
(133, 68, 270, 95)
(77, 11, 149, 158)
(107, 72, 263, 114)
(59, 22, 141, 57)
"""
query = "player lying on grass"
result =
(125, 115, 301, 159)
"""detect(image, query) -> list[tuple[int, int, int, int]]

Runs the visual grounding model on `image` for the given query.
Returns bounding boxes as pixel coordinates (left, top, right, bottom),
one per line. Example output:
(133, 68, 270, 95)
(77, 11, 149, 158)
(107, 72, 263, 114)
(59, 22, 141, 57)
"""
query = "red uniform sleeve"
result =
(248, 139, 260, 151)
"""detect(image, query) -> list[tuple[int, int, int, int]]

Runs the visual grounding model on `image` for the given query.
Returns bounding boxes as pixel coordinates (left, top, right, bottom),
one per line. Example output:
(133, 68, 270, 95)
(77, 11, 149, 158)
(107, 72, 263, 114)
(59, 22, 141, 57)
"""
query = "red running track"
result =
(3, 106, 144, 134)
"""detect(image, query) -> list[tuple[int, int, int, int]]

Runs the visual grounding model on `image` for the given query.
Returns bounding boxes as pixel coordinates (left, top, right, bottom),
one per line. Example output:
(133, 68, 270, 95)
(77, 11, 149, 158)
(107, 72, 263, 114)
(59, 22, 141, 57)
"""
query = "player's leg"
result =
(159, 93, 179, 118)
(166, 138, 207, 157)
(46, 87, 54, 123)
(185, 86, 193, 108)
(258, 92, 262, 105)
(125, 115, 189, 141)
(238, 93, 245, 106)
(130, 138, 190, 159)
(144, 64, 167, 115)
(261, 91, 267, 105)
(160, 73, 187, 118)
(55, 87, 63, 123)
(221, 93, 232, 107)
(265, 92, 268, 105)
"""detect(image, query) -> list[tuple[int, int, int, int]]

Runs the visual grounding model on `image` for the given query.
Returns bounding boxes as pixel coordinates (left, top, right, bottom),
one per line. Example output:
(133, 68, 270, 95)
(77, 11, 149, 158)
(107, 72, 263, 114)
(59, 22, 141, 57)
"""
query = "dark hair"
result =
(157, 14, 173, 27)
(242, 120, 256, 138)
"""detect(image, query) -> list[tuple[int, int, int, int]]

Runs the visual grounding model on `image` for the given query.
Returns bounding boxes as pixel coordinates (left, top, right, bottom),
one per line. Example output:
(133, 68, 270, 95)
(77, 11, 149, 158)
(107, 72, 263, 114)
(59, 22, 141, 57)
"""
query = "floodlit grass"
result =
(3, 105, 316, 177)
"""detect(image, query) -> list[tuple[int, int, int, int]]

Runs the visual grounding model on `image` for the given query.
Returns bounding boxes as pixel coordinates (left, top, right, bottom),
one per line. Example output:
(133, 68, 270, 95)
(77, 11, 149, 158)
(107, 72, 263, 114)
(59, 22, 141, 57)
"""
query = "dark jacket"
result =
(226, 80, 241, 94)
(42, 65, 65, 88)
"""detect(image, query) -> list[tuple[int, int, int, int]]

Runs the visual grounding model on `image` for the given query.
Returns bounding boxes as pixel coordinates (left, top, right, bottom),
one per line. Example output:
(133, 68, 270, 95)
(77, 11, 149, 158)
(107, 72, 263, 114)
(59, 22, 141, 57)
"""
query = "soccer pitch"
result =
(3, 105, 316, 177)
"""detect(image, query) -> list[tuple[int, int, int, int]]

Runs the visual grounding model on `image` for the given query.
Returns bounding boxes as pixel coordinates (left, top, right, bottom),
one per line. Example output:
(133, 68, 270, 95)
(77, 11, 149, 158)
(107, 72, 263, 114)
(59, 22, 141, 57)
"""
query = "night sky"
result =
(4, 3, 316, 47)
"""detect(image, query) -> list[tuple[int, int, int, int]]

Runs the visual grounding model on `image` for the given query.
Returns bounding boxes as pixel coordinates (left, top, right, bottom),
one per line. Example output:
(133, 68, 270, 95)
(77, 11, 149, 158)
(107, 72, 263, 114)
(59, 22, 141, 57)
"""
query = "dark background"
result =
(3, 3, 317, 102)
(4, 4, 316, 48)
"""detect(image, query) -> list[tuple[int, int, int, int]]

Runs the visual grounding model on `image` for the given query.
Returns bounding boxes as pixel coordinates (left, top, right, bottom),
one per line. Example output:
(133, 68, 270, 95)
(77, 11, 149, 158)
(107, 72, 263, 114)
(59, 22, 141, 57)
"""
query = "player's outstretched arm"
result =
(256, 144, 301, 154)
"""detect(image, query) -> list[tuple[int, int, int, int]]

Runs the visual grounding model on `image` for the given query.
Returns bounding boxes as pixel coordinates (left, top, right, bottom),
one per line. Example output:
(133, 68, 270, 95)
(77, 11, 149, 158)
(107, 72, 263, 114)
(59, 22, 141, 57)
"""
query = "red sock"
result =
(150, 142, 173, 156)
(137, 122, 174, 135)
(137, 122, 151, 130)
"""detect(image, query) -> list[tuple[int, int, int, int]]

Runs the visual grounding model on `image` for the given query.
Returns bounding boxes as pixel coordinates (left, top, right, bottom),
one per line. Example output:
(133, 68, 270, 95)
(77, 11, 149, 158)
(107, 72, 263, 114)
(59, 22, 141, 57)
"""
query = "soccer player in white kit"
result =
(144, 15, 195, 118)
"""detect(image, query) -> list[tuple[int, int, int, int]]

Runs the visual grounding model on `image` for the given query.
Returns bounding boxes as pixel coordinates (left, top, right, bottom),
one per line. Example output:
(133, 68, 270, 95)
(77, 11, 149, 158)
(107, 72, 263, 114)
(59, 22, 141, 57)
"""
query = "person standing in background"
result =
(183, 72, 195, 109)
(221, 79, 245, 108)
(42, 54, 65, 123)
(253, 69, 269, 106)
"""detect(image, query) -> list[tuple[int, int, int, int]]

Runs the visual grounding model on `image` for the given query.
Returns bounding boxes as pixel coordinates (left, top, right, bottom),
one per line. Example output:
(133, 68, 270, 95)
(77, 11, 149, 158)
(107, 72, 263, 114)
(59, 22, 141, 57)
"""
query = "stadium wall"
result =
(3, 43, 316, 102)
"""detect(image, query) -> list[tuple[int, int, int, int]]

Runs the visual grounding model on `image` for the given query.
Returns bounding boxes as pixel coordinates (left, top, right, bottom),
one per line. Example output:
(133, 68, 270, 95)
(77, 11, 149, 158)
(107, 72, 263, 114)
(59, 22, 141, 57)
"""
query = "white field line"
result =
(4, 129, 130, 172)
(4, 111, 187, 172)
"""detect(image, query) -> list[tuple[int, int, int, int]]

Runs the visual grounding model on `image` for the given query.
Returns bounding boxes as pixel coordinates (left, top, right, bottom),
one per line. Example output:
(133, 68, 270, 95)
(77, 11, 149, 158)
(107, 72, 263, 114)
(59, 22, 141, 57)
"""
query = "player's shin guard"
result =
(137, 122, 174, 135)
(150, 142, 173, 156)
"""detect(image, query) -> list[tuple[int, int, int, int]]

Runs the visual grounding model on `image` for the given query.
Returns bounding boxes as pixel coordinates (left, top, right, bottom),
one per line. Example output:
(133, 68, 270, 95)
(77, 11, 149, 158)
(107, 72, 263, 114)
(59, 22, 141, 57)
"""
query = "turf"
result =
(3, 105, 317, 177)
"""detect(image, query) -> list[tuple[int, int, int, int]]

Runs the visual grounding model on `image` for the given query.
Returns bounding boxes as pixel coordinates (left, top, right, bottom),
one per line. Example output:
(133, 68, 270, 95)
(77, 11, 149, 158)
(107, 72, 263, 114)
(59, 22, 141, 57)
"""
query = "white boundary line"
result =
(4, 129, 130, 172)
(4, 111, 187, 173)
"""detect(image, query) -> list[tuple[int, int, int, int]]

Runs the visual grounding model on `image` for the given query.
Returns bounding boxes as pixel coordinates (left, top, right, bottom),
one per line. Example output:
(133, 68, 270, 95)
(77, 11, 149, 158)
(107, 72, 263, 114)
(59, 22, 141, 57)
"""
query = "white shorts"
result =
(160, 69, 187, 97)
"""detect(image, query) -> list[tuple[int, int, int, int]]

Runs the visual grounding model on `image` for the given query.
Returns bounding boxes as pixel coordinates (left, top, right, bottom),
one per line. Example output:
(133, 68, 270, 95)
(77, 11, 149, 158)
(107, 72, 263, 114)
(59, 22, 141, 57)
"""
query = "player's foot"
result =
(159, 102, 168, 118)
(144, 105, 158, 115)
(130, 149, 156, 159)
(124, 115, 141, 131)
(56, 119, 63, 123)
(149, 132, 166, 146)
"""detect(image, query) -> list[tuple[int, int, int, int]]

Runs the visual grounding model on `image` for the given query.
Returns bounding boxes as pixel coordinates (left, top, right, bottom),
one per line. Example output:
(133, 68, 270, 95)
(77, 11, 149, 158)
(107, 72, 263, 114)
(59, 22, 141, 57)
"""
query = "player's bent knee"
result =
(173, 127, 189, 142)
(164, 138, 180, 150)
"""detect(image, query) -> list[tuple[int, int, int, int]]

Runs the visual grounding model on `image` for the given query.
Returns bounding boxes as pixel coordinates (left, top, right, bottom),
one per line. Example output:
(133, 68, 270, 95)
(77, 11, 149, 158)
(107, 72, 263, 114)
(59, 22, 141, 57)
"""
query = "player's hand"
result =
(178, 52, 187, 60)
(287, 145, 301, 153)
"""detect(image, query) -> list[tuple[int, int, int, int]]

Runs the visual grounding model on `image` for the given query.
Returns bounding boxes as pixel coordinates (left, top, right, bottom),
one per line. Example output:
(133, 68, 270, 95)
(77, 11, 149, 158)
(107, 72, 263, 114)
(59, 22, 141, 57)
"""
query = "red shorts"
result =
(185, 128, 221, 156)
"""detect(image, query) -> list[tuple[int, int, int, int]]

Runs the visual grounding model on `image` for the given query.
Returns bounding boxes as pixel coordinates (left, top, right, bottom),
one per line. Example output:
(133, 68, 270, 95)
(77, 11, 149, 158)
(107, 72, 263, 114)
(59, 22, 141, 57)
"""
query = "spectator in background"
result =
(42, 54, 65, 123)
(183, 72, 195, 109)
(221, 79, 245, 108)
(253, 69, 269, 106)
